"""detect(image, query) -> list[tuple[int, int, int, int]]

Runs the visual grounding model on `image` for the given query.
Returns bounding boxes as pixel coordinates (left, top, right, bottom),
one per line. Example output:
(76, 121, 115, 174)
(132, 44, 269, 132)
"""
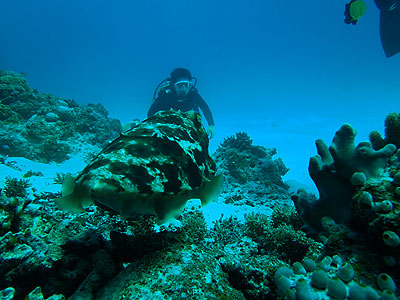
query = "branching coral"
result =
(3, 176, 30, 198)
(244, 212, 321, 263)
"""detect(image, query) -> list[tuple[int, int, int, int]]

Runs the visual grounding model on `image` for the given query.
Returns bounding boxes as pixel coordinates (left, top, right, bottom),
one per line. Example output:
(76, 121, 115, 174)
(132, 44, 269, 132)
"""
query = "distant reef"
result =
(0, 71, 121, 163)
(212, 131, 291, 207)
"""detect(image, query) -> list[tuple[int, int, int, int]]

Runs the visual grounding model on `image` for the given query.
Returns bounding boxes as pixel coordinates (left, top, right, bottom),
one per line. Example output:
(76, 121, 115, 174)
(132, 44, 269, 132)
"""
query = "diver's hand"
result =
(207, 125, 215, 139)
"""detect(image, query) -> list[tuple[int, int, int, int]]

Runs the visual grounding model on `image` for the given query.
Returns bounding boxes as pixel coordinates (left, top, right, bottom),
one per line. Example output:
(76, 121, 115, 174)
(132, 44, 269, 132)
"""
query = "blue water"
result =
(1, 0, 399, 183)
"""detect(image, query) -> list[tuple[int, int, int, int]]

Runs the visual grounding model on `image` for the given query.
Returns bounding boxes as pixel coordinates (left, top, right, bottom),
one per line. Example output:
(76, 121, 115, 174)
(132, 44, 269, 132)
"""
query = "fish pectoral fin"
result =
(153, 174, 224, 224)
(154, 195, 188, 224)
(199, 174, 223, 207)
(55, 192, 86, 214)
(57, 173, 92, 213)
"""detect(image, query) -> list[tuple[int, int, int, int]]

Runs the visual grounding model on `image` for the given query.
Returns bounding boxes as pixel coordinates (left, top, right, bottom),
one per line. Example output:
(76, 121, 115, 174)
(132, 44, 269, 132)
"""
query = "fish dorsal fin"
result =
(62, 173, 75, 196)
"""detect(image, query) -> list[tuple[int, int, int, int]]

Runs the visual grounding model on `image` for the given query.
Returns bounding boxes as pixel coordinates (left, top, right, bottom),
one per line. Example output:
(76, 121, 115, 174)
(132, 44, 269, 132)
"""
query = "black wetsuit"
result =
(147, 87, 215, 126)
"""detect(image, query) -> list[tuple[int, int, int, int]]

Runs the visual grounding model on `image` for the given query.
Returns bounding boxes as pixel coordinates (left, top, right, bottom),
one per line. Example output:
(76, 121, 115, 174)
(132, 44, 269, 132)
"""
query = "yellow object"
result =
(350, 0, 367, 21)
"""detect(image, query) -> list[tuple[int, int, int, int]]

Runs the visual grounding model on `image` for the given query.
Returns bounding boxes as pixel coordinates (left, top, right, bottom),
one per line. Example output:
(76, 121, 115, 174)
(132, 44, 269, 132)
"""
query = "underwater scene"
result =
(1, 0, 400, 299)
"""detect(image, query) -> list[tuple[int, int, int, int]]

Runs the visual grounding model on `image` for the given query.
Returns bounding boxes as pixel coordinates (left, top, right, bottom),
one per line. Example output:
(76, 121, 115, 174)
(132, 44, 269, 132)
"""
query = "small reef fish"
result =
(56, 110, 223, 223)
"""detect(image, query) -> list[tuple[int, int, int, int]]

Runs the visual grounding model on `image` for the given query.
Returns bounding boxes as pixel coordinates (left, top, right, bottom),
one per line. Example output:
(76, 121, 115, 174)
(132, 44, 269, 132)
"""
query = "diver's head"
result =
(170, 68, 193, 97)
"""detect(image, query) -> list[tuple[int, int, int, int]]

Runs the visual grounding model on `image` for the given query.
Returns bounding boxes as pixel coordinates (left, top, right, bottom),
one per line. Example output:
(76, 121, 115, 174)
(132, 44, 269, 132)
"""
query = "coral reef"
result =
(213, 132, 291, 207)
(4, 72, 400, 299)
(0, 71, 121, 163)
(2, 176, 30, 198)
(244, 210, 321, 263)
(291, 122, 400, 299)
(0, 153, 307, 299)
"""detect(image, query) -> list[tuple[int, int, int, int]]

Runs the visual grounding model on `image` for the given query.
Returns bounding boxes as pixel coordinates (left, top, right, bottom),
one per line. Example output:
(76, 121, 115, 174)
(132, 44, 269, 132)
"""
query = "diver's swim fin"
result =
(375, 0, 400, 57)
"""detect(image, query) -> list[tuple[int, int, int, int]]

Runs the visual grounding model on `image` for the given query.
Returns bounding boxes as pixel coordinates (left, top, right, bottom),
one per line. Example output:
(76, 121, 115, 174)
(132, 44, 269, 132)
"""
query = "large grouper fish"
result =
(56, 110, 223, 223)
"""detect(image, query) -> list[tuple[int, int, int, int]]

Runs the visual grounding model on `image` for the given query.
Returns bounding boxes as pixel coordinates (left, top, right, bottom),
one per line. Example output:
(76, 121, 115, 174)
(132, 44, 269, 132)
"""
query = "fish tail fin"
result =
(199, 174, 223, 207)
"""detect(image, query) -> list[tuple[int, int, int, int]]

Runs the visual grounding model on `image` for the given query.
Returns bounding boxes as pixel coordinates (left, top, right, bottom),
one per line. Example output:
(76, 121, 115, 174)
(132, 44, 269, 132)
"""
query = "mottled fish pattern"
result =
(56, 110, 222, 223)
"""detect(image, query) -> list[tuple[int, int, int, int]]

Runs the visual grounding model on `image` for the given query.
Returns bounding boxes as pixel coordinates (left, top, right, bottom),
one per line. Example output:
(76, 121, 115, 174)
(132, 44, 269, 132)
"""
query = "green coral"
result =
(0, 72, 30, 106)
(179, 210, 208, 244)
(211, 215, 243, 246)
(0, 194, 30, 236)
(0, 103, 18, 122)
(243, 212, 271, 240)
(0, 72, 29, 91)
(271, 205, 304, 231)
(225, 151, 256, 184)
(0, 73, 29, 88)
(220, 132, 268, 158)
(220, 132, 254, 151)
(384, 113, 400, 146)
(369, 130, 386, 150)
(369, 112, 400, 150)
(244, 213, 321, 263)
(0, 177, 30, 235)
(3, 176, 30, 198)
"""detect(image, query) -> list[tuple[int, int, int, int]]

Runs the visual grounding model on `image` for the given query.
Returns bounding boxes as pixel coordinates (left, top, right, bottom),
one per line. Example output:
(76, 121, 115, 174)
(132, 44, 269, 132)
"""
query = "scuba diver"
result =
(344, 0, 400, 57)
(148, 68, 215, 139)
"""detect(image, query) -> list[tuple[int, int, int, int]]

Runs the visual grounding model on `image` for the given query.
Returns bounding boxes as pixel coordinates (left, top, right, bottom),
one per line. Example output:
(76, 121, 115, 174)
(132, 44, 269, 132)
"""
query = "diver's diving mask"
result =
(174, 80, 192, 96)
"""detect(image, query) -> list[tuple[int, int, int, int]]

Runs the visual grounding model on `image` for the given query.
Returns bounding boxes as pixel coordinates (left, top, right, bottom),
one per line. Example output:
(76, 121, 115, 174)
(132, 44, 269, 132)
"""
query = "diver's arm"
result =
(193, 91, 215, 126)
